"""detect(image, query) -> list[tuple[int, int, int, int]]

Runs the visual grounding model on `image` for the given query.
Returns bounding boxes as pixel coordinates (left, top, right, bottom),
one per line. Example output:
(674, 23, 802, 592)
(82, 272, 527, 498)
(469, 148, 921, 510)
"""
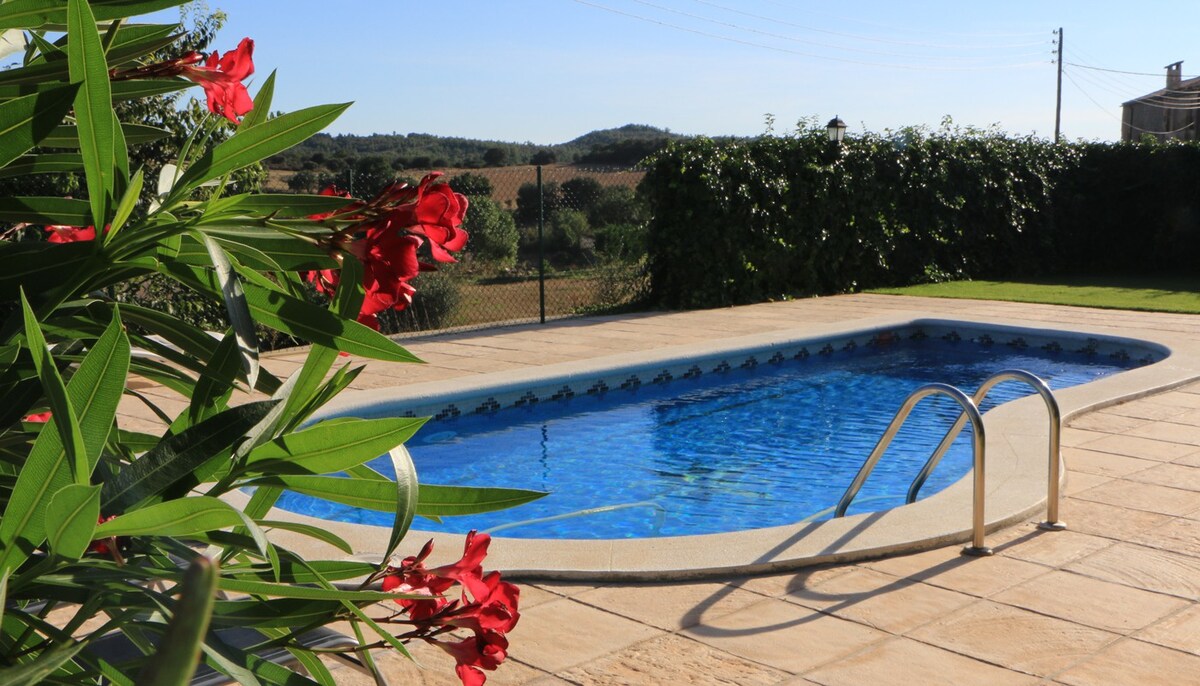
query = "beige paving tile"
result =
(1176, 452, 1200, 468)
(993, 527, 1114, 568)
(907, 600, 1118, 678)
(992, 569, 1188, 634)
(1072, 433, 1200, 461)
(731, 564, 859, 599)
(1069, 412, 1152, 433)
(556, 634, 789, 685)
(1066, 542, 1200, 599)
(778, 567, 974, 634)
(1061, 427, 1111, 448)
(1056, 638, 1200, 686)
(1064, 470, 1113, 496)
(863, 546, 1049, 597)
(1137, 605, 1200, 656)
(1100, 400, 1192, 421)
(511, 598, 664, 673)
(352, 638, 552, 686)
(1059, 498, 1173, 539)
(1142, 391, 1200, 409)
(1070, 479, 1200, 516)
(804, 637, 1038, 686)
(1133, 517, 1200, 558)
(1063, 447, 1159, 478)
(1125, 462, 1200, 492)
(572, 581, 765, 631)
(1124, 421, 1200, 447)
(680, 597, 888, 674)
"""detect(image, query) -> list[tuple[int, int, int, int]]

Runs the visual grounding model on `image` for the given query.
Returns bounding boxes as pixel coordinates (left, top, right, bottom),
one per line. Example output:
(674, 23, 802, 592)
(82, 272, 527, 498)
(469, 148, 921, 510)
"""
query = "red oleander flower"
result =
(387, 173, 470, 263)
(44, 224, 96, 243)
(381, 532, 518, 686)
(435, 632, 509, 686)
(179, 38, 255, 124)
(87, 515, 121, 556)
(308, 185, 355, 221)
(22, 412, 51, 423)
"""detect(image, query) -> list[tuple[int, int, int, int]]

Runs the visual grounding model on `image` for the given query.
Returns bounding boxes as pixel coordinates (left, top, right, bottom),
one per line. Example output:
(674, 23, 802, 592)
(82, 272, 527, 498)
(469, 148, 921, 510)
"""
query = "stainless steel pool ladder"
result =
(832, 370, 1064, 557)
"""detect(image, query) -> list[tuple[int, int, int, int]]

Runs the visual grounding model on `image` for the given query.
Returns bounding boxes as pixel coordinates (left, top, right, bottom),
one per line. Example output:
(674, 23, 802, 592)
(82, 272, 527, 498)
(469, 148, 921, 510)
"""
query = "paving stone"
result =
(1066, 542, 1200, 599)
(1125, 462, 1200, 492)
(992, 569, 1188, 634)
(511, 598, 664, 674)
(1132, 515, 1200, 559)
(1061, 428, 1112, 448)
(731, 564, 858, 599)
(1063, 470, 1113, 496)
(1072, 433, 1200, 461)
(1059, 499, 1172, 539)
(1063, 448, 1159, 478)
(804, 637, 1038, 686)
(1056, 637, 1200, 686)
(1069, 413, 1152, 433)
(556, 634, 788, 686)
(680, 597, 888, 674)
(572, 581, 765, 631)
(863, 547, 1048, 597)
(993, 527, 1114, 567)
(1124, 421, 1200, 447)
(1136, 604, 1200, 655)
(1070, 479, 1200, 516)
(1100, 401, 1192, 421)
(778, 567, 974, 634)
(908, 600, 1118, 678)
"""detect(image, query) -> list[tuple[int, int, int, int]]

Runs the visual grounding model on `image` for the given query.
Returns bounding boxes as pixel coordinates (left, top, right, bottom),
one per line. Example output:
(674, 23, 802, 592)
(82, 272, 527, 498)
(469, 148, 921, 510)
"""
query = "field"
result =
(870, 275, 1200, 314)
(267, 163, 645, 207)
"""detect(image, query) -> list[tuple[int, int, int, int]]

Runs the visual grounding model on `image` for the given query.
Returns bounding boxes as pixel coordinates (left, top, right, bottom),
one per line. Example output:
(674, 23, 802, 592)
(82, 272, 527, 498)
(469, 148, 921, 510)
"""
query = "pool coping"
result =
(244, 311, 1200, 580)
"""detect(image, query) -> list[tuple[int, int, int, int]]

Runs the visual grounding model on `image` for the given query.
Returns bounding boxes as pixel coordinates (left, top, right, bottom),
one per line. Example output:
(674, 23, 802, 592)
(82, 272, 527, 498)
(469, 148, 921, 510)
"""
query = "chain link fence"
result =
(367, 164, 652, 336)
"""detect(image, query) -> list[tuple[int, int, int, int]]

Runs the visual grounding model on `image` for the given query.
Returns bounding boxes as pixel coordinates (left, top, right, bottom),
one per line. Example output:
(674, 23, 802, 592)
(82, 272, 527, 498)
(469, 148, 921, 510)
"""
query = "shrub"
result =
(464, 197, 520, 267)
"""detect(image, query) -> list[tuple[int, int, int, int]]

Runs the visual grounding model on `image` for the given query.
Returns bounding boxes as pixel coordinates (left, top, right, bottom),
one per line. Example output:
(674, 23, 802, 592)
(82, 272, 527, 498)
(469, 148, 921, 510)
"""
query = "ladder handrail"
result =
(905, 370, 1063, 529)
(834, 383, 988, 552)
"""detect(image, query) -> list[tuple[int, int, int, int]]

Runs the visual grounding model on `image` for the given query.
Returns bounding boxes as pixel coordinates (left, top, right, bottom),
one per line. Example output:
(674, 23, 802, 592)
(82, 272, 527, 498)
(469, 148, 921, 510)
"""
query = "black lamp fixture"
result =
(826, 115, 847, 143)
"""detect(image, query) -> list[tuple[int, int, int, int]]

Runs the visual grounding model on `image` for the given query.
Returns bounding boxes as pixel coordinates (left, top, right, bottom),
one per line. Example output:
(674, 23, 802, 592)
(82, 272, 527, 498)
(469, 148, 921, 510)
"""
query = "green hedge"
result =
(641, 127, 1200, 308)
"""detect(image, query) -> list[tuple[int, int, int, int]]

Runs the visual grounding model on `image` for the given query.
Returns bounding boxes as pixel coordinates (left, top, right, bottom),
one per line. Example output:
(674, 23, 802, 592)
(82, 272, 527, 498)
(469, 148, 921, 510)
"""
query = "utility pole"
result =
(1054, 27, 1063, 143)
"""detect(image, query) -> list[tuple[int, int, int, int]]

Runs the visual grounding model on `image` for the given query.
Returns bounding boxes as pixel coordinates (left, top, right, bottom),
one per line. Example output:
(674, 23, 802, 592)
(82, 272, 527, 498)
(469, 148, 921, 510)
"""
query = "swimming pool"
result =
(275, 322, 1160, 539)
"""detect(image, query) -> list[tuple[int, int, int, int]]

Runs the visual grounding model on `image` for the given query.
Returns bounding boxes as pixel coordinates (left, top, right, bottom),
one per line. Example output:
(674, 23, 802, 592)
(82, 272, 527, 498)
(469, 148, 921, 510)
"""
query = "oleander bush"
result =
(0, 2, 541, 684)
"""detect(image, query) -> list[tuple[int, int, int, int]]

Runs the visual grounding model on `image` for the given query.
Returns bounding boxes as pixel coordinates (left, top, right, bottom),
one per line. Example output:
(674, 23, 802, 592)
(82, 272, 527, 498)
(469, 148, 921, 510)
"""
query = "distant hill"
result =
(265, 124, 692, 173)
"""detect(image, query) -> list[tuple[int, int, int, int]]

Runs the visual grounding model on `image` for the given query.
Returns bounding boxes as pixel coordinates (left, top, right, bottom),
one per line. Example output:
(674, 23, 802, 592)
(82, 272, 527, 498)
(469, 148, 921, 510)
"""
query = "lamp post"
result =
(826, 115, 847, 144)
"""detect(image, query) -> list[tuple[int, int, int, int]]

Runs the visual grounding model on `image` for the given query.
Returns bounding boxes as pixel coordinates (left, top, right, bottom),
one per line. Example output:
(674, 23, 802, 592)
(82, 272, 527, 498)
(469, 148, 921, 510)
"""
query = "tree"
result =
(287, 169, 317, 193)
(530, 149, 556, 165)
(483, 147, 508, 166)
(561, 176, 604, 212)
(588, 184, 647, 228)
(464, 197, 519, 267)
(450, 172, 494, 198)
(516, 181, 561, 226)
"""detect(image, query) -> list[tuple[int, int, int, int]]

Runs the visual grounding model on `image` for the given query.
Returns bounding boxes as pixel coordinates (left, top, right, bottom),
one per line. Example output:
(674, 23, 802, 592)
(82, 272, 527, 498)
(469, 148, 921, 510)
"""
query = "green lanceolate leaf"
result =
(95, 498, 245, 539)
(160, 261, 420, 362)
(258, 521, 353, 555)
(101, 401, 277, 513)
(173, 102, 350, 197)
(0, 196, 91, 225)
(67, 0, 116, 229)
(20, 289, 86, 484)
(0, 84, 78, 169)
(0, 640, 87, 686)
(215, 579, 404, 603)
(180, 331, 239, 431)
(245, 475, 547, 516)
(40, 122, 168, 147)
(0, 308, 128, 573)
(0, 0, 183, 31)
(106, 166, 143, 240)
(237, 69, 275, 129)
(202, 192, 352, 219)
(416, 484, 549, 517)
(385, 445, 419, 562)
(44, 483, 100, 560)
(200, 234, 259, 389)
(136, 556, 218, 686)
(0, 152, 83, 179)
(242, 416, 426, 475)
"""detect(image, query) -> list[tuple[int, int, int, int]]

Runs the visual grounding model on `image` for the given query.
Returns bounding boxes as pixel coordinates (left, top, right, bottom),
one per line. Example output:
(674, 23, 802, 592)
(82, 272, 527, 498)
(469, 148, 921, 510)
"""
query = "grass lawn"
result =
(869, 275, 1200, 314)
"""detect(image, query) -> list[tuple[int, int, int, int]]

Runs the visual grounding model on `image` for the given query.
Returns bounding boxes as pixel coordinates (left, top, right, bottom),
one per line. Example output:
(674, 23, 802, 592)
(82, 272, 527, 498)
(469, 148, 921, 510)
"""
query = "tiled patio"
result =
(122, 294, 1200, 684)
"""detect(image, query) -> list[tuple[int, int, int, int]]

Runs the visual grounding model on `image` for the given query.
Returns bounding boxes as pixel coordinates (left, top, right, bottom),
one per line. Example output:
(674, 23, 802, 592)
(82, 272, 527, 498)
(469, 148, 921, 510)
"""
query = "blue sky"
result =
(153, 1, 1200, 144)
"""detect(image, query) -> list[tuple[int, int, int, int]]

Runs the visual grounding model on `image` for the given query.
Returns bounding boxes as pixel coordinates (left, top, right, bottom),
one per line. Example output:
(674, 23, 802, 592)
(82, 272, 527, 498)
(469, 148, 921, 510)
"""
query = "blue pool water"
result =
(276, 337, 1149, 539)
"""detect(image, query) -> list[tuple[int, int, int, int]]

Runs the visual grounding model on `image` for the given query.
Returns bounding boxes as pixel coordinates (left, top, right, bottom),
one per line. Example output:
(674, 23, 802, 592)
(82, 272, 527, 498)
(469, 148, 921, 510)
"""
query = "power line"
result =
(751, 0, 1046, 39)
(570, 0, 1049, 71)
(626, 0, 1047, 62)
(685, 0, 1047, 50)
(1065, 61, 1198, 79)
(1064, 68, 1196, 135)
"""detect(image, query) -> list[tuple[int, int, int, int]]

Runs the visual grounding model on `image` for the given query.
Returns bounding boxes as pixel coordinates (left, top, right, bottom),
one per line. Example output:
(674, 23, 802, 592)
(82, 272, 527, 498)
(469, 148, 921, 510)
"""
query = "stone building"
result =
(1121, 61, 1200, 142)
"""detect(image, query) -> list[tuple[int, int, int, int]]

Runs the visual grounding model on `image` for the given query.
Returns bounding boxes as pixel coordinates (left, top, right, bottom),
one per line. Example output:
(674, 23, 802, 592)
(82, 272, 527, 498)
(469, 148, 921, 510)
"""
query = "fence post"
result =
(537, 165, 546, 324)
